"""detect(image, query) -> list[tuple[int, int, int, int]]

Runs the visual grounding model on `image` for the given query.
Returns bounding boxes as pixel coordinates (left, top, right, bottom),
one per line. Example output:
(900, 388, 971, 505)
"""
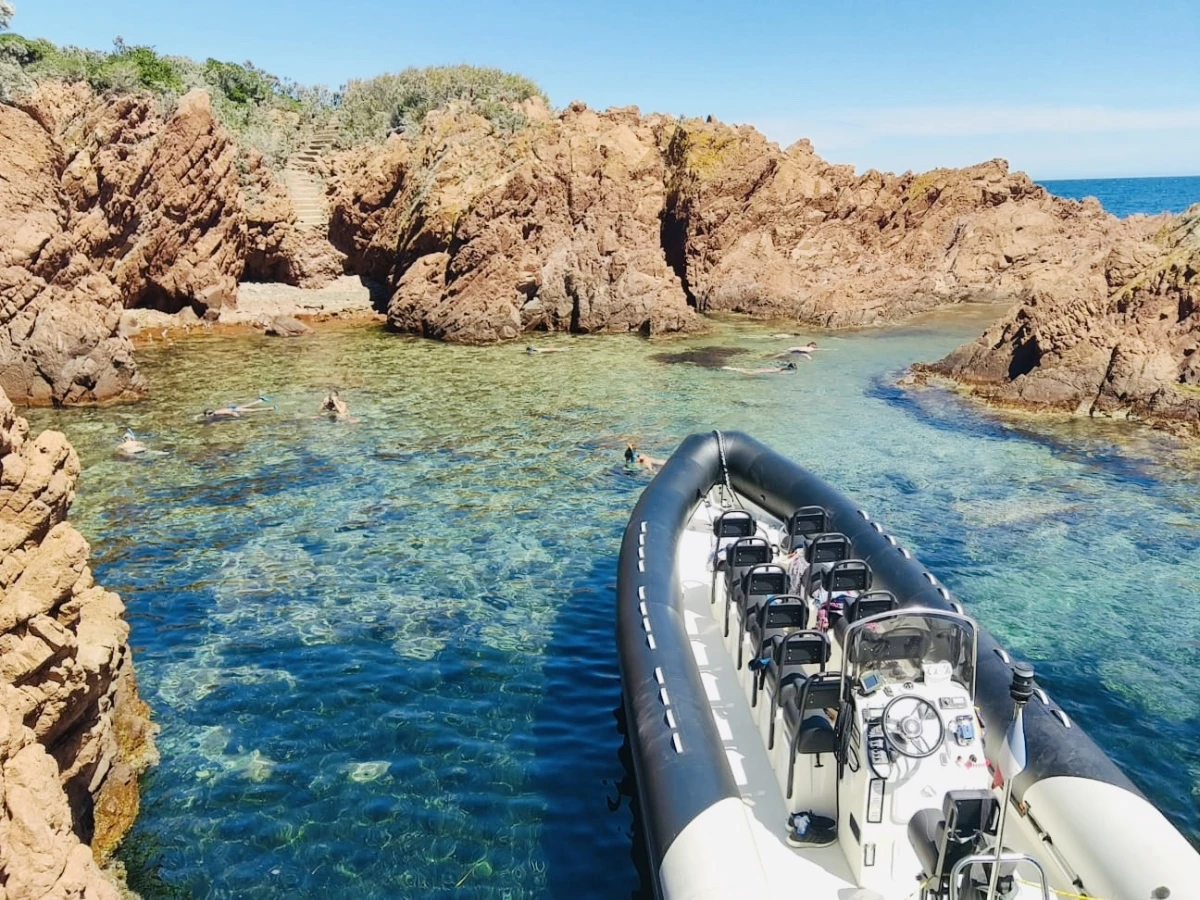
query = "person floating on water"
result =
(319, 390, 350, 421)
(625, 443, 666, 471)
(526, 345, 571, 354)
(721, 361, 799, 375)
(201, 396, 276, 422)
(116, 429, 166, 458)
(772, 341, 820, 359)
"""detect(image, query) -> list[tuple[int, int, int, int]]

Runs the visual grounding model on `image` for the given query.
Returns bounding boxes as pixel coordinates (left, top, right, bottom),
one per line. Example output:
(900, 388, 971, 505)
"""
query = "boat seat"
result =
(908, 790, 1001, 895)
(765, 631, 830, 749)
(781, 506, 826, 553)
(814, 560, 873, 632)
(832, 590, 897, 645)
(711, 511, 757, 575)
(805, 533, 852, 567)
(797, 533, 852, 598)
(712, 509, 755, 542)
(784, 673, 844, 797)
(747, 595, 807, 706)
(716, 536, 771, 619)
(734, 565, 788, 667)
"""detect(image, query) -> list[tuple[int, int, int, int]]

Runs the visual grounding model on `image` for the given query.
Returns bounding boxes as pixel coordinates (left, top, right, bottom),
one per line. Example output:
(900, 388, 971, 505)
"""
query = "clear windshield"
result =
(843, 611, 977, 699)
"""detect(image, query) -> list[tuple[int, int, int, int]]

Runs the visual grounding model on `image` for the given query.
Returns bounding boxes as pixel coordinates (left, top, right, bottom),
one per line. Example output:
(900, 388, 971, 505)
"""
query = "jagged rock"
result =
(0, 84, 247, 405)
(924, 206, 1200, 434)
(0, 386, 157, 896)
(328, 102, 696, 342)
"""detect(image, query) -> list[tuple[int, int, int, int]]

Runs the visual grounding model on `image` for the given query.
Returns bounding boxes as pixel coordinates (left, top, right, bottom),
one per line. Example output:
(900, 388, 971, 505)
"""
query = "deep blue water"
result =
(1039, 175, 1200, 217)
(25, 309, 1200, 898)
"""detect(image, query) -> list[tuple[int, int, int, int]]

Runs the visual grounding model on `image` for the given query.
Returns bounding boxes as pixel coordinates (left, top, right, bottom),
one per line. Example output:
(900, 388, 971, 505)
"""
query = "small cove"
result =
(26, 306, 1200, 898)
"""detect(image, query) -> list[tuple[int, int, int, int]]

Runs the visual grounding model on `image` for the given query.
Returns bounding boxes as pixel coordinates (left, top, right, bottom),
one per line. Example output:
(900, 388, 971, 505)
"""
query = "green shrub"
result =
(339, 65, 546, 143)
(0, 35, 547, 166)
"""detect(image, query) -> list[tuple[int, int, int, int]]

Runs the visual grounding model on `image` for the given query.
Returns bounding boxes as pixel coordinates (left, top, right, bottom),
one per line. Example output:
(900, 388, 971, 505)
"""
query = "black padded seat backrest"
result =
(908, 790, 999, 886)
(778, 630, 830, 668)
(823, 560, 872, 595)
(717, 535, 771, 578)
(713, 510, 755, 539)
(757, 596, 809, 634)
(833, 591, 899, 645)
(782, 506, 827, 552)
(845, 590, 896, 624)
(805, 533, 851, 566)
(739, 566, 788, 622)
(727, 538, 771, 569)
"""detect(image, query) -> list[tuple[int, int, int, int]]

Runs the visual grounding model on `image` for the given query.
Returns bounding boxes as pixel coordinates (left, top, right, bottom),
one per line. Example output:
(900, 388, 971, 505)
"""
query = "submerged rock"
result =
(0, 386, 157, 895)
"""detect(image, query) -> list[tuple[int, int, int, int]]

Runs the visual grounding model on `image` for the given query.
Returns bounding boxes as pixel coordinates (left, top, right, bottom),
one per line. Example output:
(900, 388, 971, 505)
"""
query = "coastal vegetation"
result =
(0, 23, 547, 166)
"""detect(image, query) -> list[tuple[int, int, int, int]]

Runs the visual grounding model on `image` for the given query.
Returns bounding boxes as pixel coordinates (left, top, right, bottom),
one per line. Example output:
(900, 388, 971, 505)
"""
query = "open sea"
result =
(26, 297, 1200, 898)
(1039, 174, 1200, 218)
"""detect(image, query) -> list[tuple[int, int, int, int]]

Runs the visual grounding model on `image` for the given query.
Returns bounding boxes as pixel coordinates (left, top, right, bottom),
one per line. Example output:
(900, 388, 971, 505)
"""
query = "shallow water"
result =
(26, 307, 1200, 898)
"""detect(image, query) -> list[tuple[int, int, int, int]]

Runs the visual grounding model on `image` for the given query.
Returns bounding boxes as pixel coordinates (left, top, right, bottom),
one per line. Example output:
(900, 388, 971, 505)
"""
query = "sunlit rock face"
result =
(927, 205, 1200, 435)
(0, 385, 157, 897)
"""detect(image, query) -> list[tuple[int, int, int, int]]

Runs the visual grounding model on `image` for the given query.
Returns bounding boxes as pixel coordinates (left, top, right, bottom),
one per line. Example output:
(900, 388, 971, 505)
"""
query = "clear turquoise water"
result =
(1039, 175, 1200, 217)
(26, 308, 1200, 898)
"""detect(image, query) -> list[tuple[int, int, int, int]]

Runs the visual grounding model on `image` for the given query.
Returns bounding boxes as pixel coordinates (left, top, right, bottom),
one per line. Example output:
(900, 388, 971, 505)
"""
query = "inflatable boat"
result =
(617, 431, 1200, 900)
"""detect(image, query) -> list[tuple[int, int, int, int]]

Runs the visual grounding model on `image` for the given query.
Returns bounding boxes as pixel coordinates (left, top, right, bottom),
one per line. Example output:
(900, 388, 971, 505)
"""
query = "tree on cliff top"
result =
(0, 1, 14, 31)
(339, 65, 547, 143)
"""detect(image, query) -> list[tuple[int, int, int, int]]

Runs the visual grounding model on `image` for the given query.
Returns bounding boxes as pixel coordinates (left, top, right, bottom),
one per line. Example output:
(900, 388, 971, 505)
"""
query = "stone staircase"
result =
(284, 124, 340, 229)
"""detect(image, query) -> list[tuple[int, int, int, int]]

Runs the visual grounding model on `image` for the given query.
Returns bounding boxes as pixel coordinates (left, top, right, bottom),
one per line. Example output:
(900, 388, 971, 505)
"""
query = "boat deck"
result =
(677, 506, 857, 897)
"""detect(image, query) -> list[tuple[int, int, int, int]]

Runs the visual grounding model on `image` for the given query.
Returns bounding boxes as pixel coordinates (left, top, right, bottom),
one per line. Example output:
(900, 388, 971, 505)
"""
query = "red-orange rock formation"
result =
(0, 386, 157, 898)
(328, 101, 697, 341)
(329, 104, 1171, 343)
(924, 206, 1200, 435)
(0, 83, 248, 405)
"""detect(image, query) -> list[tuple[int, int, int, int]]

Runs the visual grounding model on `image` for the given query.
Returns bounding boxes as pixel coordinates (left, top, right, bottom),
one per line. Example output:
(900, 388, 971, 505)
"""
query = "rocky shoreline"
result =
(0, 387, 157, 898)
(919, 205, 1200, 438)
(1, 79, 1196, 438)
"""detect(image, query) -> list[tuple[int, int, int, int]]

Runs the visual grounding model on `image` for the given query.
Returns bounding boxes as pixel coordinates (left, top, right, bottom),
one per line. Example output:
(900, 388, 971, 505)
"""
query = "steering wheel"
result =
(881, 694, 945, 759)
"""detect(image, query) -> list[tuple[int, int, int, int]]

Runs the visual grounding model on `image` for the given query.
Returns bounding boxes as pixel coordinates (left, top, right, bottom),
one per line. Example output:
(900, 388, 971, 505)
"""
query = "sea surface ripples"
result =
(27, 308, 1200, 898)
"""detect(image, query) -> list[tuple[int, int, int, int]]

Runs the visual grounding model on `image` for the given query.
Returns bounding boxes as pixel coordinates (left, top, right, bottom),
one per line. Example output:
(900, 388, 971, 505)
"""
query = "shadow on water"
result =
(650, 346, 750, 368)
(527, 553, 649, 899)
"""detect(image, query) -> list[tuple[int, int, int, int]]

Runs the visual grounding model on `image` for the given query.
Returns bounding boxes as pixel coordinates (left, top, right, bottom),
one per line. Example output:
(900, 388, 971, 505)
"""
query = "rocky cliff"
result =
(0, 386, 157, 898)
(0, 82, 333, 406)
(3, 82, 1192, 406)
(327, 102, 1156, 341)
(328, 101, 696, 341)
(923, 205, 1200, 434)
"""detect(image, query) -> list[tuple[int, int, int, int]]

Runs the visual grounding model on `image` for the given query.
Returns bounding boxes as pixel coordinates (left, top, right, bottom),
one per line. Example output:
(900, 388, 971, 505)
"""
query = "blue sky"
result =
(10, 0, 1200, 178)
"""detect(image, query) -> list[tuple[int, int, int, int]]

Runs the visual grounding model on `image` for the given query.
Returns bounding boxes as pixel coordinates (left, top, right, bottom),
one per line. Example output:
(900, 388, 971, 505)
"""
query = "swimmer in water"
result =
(526, 346, 571, 354)
(722, 361, 799, 375)
(201, 396, 276, 422)
(115, 429, 166, 458)
(625, 443, 666, 471)
(319, 390, 350, 420)
(772, 341, 820, 359)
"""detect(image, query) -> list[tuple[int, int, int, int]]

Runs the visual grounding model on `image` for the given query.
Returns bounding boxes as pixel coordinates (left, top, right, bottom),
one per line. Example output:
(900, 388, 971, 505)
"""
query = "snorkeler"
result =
(319, 390, 350, 420)
(625, 444, 666, 471)
(526, 346, 571, 354)
(772, 342, 820, 359)
(201, 396, 276, 422)
(721, 361, 799, 375)
(115, 429, 167, 458)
